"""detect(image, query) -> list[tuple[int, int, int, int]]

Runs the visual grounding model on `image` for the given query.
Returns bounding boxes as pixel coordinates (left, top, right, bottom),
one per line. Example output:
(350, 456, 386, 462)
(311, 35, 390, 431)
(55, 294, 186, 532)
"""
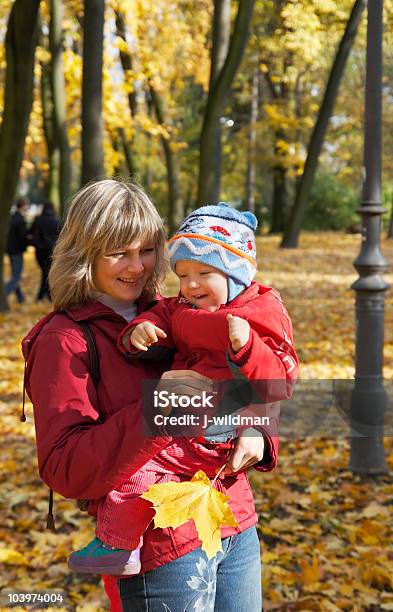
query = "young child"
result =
(69, 203, 298, 576)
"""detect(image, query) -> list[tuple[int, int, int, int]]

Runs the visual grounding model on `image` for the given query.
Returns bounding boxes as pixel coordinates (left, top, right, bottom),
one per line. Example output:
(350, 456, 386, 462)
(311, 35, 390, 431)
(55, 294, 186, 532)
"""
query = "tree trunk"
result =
(115, 10, 138, 118)
(115, 9, 137, 177)
(40, 55, 61, 208)
(50, 0, 72, 213)
(0, 0, 41, 312)
(118, 127, 135, 177)
(281, 0, 367, 248)
(110, 130, 123, 176)
(81, 0, 105, 185)
(199, 0, 230, 206)
(270, 128, 288, 233)
(149, 84, 183, 234)
(197, 0, 255, 204)
(245, 68, 259, 213)
(114, 7, 182, 225)
(210, 0, 231, 87)
(270, 164, 287, 233)
(143, 96, 154, 192)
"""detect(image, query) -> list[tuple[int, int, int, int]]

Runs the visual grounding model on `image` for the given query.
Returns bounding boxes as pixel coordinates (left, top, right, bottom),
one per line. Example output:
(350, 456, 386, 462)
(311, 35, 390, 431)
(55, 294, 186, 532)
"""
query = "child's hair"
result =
(49, 179, 168, 310)
(168, 202, 258, 301)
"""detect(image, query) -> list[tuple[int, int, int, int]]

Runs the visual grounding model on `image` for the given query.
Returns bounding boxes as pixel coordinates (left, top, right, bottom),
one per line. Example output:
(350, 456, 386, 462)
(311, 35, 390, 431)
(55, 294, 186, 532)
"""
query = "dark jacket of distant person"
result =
(31, 202, 61, 252)
(7, 207, 29, 255)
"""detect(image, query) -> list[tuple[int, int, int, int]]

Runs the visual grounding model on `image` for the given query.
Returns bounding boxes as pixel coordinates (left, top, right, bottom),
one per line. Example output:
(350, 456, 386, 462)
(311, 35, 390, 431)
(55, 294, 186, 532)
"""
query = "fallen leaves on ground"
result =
(251, 438, 393, 610)
(1, 233, 392, 610)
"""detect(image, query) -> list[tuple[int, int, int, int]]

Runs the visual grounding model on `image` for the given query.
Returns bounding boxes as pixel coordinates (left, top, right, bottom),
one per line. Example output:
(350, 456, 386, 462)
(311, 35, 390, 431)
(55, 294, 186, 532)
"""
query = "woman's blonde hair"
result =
(49, 179, 168, 310)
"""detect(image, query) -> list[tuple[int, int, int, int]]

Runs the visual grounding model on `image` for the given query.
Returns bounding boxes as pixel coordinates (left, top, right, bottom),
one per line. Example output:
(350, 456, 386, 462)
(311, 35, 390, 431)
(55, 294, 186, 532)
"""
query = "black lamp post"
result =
(350, 0, 389, 474)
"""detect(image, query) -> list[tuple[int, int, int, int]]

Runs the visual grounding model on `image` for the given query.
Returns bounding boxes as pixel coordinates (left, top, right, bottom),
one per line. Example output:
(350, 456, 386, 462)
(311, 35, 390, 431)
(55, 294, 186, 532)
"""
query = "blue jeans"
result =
(118, 526, 262, 611)
(5, 254, 25, 302)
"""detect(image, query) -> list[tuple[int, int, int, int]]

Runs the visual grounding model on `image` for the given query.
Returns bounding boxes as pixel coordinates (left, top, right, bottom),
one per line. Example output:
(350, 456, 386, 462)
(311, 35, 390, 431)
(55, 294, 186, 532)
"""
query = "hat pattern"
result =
(169, 203, 258, 302)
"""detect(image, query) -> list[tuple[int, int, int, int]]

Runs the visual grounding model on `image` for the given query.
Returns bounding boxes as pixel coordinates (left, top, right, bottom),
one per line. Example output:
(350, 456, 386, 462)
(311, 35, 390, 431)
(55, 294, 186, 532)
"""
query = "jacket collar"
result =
(227, 281, 261, 307)
(66, 300, 118, 322)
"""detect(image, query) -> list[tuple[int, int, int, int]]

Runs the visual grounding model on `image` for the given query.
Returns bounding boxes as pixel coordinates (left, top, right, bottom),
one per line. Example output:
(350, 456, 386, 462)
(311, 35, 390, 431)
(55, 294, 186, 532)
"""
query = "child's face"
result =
(175, 260, 228, 312)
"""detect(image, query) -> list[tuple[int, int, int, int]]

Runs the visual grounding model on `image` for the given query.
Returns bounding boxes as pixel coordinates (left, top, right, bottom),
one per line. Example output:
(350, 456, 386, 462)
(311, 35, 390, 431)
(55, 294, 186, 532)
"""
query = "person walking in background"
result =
(5, 197, 30, 304)
(31, 201, 61, 301)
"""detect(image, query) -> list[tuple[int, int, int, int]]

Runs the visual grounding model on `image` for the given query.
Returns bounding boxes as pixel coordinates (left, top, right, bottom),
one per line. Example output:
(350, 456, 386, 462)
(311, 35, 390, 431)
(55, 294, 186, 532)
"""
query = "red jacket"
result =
(21, 289, 295, 575)
(122, 281, 298, 389)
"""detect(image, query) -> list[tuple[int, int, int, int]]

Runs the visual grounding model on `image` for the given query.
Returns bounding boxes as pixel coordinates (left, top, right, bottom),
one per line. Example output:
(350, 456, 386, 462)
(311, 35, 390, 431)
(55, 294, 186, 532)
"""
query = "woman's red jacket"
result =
(21, 286, 297, 575)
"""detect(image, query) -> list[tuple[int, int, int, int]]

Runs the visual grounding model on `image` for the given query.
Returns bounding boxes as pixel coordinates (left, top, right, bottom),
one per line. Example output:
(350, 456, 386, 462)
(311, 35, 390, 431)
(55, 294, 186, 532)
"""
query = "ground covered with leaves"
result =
(0, 232, 392, 611)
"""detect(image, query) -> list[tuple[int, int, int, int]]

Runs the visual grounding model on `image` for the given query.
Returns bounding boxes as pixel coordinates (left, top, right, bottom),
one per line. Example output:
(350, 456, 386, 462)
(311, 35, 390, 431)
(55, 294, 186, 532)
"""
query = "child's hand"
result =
(226, 314, 250, 353)
(130, 322, 167, 351)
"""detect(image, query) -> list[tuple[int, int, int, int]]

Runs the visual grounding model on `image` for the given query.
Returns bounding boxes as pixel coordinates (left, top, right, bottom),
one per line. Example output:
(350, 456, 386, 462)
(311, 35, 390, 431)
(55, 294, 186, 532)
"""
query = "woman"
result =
(22, 179, 276, 611)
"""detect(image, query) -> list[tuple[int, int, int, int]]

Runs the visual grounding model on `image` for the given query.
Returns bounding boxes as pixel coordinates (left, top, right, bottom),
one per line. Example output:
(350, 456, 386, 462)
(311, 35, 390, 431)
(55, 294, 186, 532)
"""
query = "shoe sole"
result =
(68, 558, 141, 576)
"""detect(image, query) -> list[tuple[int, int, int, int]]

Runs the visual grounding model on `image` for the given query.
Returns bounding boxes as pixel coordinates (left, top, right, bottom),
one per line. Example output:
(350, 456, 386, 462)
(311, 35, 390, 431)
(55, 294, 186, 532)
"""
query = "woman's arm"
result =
(26, 330, 172, 500)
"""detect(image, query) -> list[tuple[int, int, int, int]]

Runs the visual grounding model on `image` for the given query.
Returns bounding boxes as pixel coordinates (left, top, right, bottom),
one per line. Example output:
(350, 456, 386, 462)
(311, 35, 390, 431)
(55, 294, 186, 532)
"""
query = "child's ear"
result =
(242, 212, 258, 230)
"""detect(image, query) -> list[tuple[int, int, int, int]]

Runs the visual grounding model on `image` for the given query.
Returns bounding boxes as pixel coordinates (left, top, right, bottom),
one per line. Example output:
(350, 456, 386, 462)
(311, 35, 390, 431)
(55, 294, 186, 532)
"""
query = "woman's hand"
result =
(157, 369, 213, 396)
(223, 428, 265, 475)
(156, 370, 213, 417)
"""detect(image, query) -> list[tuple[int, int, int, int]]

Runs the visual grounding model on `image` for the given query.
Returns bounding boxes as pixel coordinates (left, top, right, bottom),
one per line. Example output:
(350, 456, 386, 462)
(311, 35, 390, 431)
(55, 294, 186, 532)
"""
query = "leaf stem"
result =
(211, 463, 226, 487)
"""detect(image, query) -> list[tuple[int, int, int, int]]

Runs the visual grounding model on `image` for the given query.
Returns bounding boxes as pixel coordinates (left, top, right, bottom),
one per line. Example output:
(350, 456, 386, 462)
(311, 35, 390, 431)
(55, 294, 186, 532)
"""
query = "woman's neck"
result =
(96, 293, 138, 322)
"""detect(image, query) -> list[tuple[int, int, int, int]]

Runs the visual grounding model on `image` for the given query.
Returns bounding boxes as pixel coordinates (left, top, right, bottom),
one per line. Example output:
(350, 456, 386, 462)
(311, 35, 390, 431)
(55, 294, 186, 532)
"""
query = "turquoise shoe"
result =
(68, 537, 141, 575)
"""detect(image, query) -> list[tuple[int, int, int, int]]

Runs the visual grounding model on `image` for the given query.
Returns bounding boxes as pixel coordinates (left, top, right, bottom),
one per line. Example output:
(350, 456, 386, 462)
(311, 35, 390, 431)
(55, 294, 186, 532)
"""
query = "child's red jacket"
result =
(94, 281, 299, 553)
(121, 281, 298, 388)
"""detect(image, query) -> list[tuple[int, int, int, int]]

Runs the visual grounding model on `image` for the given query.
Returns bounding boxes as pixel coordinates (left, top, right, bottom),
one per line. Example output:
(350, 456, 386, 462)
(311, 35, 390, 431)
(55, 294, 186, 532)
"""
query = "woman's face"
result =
(94, 240, 156, 302)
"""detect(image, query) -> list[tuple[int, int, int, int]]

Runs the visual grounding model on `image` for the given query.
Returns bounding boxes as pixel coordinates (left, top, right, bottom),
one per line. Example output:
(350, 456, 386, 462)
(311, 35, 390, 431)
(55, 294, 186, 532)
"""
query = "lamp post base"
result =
(349, 436, 388, 475)
(349, 380, 388, 474)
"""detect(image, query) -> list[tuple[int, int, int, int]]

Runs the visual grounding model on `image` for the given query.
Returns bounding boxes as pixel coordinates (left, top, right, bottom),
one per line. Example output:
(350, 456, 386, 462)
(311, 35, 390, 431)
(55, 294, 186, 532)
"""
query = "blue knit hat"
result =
(168, 202, 258, 302)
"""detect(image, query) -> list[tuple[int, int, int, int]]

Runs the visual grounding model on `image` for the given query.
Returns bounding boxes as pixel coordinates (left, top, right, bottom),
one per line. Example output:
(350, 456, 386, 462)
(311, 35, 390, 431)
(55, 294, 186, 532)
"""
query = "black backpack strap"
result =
(75, 320, 101, 387)
(46, 489, 56, 532)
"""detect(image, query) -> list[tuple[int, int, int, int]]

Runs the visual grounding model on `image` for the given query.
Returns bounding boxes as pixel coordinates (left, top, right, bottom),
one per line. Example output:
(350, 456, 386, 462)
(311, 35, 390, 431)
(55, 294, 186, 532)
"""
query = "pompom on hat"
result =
(168, 202, 258, 302)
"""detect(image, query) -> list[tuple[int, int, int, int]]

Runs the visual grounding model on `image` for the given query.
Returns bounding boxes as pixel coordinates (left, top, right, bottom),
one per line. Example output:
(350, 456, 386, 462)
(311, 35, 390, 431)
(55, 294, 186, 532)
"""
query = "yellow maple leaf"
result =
(141, 469, 238, 559)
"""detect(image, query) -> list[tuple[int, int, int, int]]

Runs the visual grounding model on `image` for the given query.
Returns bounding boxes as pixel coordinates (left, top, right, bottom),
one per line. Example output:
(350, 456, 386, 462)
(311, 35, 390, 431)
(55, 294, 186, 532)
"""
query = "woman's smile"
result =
(117, 276, 142, 284)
